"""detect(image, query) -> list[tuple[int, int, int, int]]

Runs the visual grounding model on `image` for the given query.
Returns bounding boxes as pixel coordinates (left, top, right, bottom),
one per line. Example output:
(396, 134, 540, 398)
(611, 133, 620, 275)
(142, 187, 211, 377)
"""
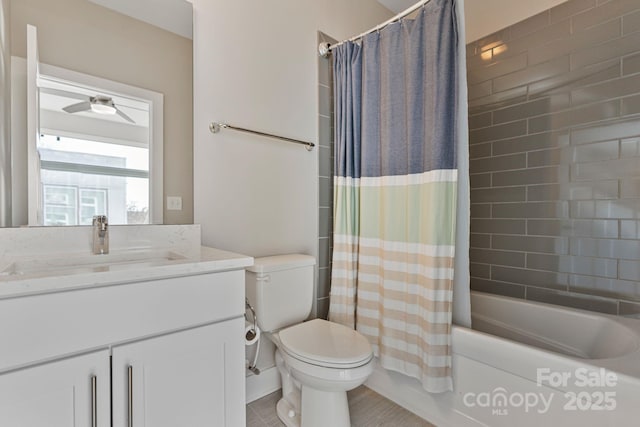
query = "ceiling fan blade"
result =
(115, 108, 135, 124)
(62, 101, 92, 114)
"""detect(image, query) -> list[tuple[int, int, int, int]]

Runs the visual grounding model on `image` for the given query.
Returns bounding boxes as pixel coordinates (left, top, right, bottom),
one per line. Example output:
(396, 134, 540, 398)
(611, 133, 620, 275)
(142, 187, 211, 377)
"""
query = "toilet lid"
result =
(279, 319, 373, 368)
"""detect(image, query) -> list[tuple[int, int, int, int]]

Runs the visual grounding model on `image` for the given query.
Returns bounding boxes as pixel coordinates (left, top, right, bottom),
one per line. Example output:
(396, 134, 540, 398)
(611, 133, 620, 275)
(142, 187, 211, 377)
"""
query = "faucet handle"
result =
(93, 215, 107, 223)
(92, 215, 108, 230)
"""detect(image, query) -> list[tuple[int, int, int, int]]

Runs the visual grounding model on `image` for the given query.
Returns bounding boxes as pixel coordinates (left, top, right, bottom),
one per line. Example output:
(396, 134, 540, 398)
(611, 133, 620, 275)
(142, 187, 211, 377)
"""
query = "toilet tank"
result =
(245, 254, 316, 332)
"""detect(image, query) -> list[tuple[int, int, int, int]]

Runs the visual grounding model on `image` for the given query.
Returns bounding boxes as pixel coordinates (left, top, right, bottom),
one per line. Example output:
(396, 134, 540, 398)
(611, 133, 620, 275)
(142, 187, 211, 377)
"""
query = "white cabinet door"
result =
(0, 350, 110, 427)
(112, 318, 246, 427)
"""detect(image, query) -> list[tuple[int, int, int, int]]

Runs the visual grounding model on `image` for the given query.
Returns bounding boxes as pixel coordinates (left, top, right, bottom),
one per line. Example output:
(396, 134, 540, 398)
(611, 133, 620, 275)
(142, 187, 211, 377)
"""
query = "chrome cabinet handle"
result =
(128, 365, 134, 427)
(91, 375, 97, 427)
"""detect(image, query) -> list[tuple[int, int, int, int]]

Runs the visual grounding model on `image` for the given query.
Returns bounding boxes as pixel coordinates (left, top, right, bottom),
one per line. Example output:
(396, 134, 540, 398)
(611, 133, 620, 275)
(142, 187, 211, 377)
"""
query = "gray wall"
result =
(0, 0, 10, 227)
(467, 0, 640, 315)
(317, 32, 336, 320)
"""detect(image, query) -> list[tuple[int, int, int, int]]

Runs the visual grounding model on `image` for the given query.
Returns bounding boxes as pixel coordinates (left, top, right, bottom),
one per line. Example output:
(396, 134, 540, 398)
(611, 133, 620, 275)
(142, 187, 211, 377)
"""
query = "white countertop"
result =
(0, 246, 253, 300)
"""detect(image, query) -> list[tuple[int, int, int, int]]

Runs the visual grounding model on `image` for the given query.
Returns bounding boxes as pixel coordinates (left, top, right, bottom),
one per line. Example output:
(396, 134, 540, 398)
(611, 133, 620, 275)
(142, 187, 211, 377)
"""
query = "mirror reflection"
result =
(0, 0, 194, 227)
(37, 71, 154, 226)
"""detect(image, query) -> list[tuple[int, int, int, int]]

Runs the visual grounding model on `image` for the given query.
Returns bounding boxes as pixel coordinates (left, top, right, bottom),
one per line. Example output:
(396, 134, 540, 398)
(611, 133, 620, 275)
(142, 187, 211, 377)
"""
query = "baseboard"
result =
(245, 366, 282, 404)
(365, 359, 481, 427)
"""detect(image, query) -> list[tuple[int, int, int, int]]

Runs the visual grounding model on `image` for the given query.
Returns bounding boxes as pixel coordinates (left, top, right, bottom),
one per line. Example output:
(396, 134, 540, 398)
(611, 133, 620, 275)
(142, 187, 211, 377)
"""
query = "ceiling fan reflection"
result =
(62, 95, 135, 124)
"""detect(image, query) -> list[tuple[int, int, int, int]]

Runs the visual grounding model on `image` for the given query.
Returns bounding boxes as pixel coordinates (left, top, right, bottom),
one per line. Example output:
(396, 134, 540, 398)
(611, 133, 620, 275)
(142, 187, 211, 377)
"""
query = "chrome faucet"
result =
(92, 215, 109, 255)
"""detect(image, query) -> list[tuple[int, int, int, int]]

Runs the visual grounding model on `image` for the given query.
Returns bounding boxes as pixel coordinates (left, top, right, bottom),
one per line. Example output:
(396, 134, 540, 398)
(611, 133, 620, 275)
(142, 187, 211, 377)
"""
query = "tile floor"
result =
(246, 385, 435, 427)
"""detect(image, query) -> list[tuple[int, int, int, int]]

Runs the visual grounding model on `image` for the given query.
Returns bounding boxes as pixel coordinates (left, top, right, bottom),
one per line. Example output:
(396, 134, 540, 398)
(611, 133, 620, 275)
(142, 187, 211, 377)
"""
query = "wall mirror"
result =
(37, 72, 158, 227)
(1, 0, 193, 227)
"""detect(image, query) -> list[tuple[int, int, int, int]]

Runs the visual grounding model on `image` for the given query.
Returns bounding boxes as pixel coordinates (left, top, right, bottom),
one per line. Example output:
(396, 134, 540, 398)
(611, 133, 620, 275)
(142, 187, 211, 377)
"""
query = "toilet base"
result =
(276, 396, 301, 427)
(275, 387, 351, 427)
(301, 386, 350, 427)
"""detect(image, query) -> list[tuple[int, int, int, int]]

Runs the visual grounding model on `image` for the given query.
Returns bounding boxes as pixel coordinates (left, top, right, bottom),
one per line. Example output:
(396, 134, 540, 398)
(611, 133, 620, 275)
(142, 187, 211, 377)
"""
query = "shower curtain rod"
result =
(318, 0, 432, 57)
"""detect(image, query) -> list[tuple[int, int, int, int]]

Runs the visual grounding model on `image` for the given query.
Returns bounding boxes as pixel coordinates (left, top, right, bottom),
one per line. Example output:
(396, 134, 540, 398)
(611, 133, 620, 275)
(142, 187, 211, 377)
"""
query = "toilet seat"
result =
(278, 319, 373, 369)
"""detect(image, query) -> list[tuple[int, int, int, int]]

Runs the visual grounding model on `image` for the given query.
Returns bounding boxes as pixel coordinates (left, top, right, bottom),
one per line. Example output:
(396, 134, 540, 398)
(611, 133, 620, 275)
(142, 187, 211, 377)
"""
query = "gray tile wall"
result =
(467, 0, 640, 315)
(317, 32, 336, 320)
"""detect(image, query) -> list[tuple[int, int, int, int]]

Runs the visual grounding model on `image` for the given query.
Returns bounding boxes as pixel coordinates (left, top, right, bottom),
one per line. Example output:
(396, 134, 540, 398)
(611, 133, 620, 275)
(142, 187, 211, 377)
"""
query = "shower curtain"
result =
(329, 0, 469, 393)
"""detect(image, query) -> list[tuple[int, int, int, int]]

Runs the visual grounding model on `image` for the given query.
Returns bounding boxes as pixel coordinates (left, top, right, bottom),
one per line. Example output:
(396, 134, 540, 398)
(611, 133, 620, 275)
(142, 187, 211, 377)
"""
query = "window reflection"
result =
(38, 135, 149, 225)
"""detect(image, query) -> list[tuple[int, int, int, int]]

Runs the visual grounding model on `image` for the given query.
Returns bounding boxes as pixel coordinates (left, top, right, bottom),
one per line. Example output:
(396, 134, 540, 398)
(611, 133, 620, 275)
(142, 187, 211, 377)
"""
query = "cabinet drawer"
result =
(0, 270, 244, 372)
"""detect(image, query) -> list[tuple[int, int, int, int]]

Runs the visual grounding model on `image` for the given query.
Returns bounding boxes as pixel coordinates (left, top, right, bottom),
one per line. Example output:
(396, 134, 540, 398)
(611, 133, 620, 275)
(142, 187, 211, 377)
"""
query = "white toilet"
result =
(246, 254, 374, 427)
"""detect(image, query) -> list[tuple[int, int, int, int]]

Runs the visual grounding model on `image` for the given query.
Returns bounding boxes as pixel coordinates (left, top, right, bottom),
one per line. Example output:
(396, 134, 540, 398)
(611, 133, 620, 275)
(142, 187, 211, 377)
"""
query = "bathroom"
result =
(1, 0, 640, 426)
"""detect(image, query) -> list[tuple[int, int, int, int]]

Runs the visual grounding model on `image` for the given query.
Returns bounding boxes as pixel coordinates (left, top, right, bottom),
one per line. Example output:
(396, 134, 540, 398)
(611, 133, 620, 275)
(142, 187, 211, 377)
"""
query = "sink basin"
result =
(0, 250, 187, 278)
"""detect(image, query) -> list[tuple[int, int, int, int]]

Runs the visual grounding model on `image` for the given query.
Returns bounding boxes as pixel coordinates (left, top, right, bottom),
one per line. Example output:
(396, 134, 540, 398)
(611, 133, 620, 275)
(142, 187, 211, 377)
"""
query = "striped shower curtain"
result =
(329, 0, 469, 393)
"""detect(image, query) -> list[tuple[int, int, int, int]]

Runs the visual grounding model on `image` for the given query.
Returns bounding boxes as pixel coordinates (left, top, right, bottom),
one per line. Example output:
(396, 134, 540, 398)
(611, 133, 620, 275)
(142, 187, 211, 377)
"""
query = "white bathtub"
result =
(365, 291, 640, 427)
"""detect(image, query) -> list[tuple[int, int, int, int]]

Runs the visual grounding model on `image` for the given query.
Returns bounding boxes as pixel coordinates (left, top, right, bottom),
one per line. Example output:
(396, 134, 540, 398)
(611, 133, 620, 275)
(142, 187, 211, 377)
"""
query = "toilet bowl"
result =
(245, 255, 374, 427)
(269, 319, 373, 427)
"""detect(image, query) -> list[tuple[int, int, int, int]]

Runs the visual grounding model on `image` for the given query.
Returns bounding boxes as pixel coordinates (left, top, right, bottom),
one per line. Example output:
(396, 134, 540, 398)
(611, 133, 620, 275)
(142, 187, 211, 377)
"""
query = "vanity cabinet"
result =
(0, 269, 247, 426)
(0, 350, 111, 426)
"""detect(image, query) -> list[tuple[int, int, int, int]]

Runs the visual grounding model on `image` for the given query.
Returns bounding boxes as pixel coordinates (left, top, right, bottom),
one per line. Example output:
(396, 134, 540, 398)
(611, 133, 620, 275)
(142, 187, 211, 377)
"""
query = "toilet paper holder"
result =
(245, 298, 261, 375)
(245, 298, 258, 341)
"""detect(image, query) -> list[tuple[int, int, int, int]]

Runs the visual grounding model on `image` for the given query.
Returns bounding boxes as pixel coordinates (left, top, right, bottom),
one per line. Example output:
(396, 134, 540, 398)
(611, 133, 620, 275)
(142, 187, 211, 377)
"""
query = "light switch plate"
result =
(167, 196, 183, 211)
